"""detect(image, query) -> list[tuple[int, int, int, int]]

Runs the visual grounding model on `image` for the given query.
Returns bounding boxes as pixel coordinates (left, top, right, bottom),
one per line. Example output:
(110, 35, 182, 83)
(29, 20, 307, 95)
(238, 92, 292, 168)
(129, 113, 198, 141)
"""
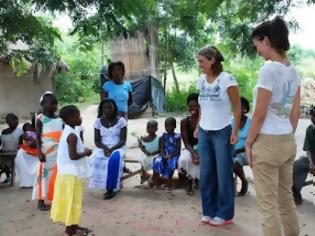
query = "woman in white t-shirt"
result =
(246, 16, 300, 236)
(196, 46, 241, 226)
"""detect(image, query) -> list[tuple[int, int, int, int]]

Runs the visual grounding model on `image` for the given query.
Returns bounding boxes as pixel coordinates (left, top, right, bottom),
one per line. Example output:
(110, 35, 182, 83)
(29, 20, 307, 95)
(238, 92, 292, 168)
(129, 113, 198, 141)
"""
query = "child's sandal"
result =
(77, 226, 92, 235)
(64, 233, 79, 236)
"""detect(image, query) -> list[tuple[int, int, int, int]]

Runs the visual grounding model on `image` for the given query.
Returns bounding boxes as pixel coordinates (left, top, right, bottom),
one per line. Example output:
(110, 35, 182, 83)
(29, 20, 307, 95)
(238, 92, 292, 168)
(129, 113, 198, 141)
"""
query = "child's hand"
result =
(84, 148, 92, 156)
(230, 131, 238, 145)
(105, 148, 113, 157)
(193, 128, 198, 139)
(38, 153, 46, 162)
(165, 154, 171, 160)
(137, 137, 142, 146)
(192, 154, 199, 165)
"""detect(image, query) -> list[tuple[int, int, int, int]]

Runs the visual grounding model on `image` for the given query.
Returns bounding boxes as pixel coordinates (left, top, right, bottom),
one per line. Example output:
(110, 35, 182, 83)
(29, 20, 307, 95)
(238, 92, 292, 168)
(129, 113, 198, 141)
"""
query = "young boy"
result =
(292, 106, 315, 205)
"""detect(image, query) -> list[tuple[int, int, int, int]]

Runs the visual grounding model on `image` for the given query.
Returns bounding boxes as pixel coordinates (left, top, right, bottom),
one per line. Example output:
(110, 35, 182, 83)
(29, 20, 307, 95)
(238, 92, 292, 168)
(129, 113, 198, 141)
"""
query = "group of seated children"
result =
(136, 95, 253, 196)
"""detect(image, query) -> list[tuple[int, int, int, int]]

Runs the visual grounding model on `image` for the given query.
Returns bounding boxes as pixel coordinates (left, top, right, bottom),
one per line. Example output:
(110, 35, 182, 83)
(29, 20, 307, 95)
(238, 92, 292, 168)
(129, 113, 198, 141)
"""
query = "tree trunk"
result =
(171, 62, 180, 92)
(163, 62, 167, 93)
(163, 22, 168, 93)
(101, 39, 104, 67)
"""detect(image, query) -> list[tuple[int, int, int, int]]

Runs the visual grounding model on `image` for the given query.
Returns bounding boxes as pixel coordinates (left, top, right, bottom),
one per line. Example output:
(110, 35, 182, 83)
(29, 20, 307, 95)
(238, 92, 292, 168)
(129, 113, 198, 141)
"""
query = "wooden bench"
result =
(121, 159, 142, 181)
(0, 152, 17, 186)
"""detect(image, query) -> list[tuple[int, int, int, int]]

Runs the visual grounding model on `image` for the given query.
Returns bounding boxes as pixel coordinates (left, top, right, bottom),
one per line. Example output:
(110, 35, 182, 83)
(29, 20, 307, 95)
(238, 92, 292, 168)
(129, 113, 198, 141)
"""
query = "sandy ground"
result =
(1, 105, 315, 236)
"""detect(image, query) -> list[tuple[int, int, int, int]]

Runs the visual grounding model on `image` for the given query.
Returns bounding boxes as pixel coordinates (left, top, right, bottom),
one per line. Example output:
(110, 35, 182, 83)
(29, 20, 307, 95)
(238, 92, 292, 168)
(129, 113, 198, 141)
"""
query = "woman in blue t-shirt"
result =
(102, 61, 133, 120)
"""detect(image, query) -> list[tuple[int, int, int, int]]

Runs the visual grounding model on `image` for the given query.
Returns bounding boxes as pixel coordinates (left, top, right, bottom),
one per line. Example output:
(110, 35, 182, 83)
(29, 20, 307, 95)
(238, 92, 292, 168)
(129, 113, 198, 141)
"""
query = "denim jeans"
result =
(198, 125, 234, 220)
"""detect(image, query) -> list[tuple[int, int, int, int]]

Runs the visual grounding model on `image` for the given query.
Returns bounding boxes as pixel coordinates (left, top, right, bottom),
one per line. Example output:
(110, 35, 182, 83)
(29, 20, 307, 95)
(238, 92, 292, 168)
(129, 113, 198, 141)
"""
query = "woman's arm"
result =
(290, 87, 300, 133)
(109, 127, 127, 152)
(227, 86, 241, 144)
(181, 118, 197, 157)
(193, 110, 201, 139)
(101, 90, 108, 101)
(94, 128, 109, 151)
(159, 136, 166, 158)
(67, 134, 92, 160)
(128, 92, 133, 106)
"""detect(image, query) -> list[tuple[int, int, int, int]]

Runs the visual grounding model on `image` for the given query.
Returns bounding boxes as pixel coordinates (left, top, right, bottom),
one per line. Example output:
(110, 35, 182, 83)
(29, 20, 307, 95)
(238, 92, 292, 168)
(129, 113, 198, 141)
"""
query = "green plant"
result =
(166, 83, 198, 112)
(54, 34, 102, 103)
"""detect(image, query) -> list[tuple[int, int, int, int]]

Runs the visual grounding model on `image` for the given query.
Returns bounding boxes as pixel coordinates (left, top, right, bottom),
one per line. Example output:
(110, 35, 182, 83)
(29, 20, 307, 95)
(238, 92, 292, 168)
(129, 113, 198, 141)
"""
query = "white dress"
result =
(15, 149, 38, 187)
(89, 117, 127, 191)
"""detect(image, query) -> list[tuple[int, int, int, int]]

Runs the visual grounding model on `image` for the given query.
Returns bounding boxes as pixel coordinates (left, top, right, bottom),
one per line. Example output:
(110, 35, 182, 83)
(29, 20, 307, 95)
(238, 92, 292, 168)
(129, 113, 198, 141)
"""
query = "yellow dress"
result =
(50, 175, 83, 226)
(50, 124, 86, 226)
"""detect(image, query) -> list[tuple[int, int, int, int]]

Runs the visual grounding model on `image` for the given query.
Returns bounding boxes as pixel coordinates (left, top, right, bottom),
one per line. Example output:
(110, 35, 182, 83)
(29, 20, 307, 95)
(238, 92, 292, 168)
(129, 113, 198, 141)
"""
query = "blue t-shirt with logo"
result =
(231, 116, 252, 150)
(103, 80, 132, 112)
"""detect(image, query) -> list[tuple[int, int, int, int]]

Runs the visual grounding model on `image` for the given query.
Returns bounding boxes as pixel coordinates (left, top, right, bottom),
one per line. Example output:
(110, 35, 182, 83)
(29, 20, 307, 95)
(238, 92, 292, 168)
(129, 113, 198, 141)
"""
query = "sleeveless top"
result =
(37, 114, 63, 169)
(185, 117, 198, 146)
(141, 136, 160, 153)
(57, 125, 85, 177)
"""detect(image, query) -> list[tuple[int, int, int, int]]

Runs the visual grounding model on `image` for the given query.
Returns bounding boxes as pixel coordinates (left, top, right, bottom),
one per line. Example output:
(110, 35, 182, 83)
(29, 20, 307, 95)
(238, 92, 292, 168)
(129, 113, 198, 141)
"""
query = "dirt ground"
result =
(0, 105, 314, 236)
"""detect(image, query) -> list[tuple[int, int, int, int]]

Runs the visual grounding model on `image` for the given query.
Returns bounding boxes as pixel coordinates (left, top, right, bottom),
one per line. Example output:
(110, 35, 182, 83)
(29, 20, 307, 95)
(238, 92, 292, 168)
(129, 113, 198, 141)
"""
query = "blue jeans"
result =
(198, 125, 234, 220)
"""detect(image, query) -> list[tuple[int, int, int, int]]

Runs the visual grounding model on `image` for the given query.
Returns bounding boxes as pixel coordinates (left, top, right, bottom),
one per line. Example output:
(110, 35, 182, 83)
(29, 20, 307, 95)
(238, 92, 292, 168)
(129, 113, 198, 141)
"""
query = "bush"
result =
(165, 56, 261, 113)
(166, 83, 198, 112)
(55, 35, 103, 104)
(55, 72, 94, 103)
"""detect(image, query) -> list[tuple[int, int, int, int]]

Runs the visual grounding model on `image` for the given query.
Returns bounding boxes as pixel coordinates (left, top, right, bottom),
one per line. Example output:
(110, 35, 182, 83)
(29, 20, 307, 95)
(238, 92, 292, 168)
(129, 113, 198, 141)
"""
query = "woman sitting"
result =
(89, 99, 127, 200)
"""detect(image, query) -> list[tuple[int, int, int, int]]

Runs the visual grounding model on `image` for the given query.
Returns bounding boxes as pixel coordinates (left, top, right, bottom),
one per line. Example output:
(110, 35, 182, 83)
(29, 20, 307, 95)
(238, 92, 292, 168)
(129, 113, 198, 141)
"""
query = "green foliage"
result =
(0, 1, 61, 74)
(296, 58, 315, 79)
(55, 35, 103, 103)
(28, 0, 156, 49)
(225, 56, 262, 103)
(165, 55, 262, 113)
(288, 45, 315, 79)
(166, 83, 198, 112)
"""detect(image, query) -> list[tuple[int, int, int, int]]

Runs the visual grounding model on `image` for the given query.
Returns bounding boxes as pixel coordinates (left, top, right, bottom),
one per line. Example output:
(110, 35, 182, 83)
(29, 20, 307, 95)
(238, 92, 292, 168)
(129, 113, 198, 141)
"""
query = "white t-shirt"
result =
(198, 72, 238, 130)
(253, 62, 300, 135)
(94, 117, 127, 148)
(0, 127, 23, 152)
(57, 125, 86, 177)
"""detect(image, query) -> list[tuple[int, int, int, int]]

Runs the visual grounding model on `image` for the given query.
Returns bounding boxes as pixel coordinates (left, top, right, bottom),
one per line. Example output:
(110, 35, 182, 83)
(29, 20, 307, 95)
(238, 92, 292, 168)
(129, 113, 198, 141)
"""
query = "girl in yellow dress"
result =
(50, 105, 92, 236)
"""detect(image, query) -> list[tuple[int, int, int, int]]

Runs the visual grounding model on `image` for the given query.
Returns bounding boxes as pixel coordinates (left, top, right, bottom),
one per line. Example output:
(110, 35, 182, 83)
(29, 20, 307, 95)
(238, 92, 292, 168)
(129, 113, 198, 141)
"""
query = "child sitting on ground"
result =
(138, 120, 160, 184)
(50, 105, 92, 236)
(0, 113, 23, 183)
(152, 117, 181, 192)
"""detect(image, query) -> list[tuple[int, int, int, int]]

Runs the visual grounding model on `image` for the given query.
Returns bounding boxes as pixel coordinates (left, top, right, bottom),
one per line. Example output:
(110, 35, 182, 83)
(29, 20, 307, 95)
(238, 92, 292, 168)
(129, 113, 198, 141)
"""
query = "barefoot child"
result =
(32, 92, 63, 211)
(152, 117, 181, 192)
(51, 105, 92, 236)
(138, 120, 160, 184)
(89, 99, 127, 200)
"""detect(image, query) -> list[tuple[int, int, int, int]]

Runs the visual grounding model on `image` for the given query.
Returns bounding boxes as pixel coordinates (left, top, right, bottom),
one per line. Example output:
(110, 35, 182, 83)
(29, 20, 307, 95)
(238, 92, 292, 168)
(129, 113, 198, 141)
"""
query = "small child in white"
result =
(138, 120, 160, 184)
